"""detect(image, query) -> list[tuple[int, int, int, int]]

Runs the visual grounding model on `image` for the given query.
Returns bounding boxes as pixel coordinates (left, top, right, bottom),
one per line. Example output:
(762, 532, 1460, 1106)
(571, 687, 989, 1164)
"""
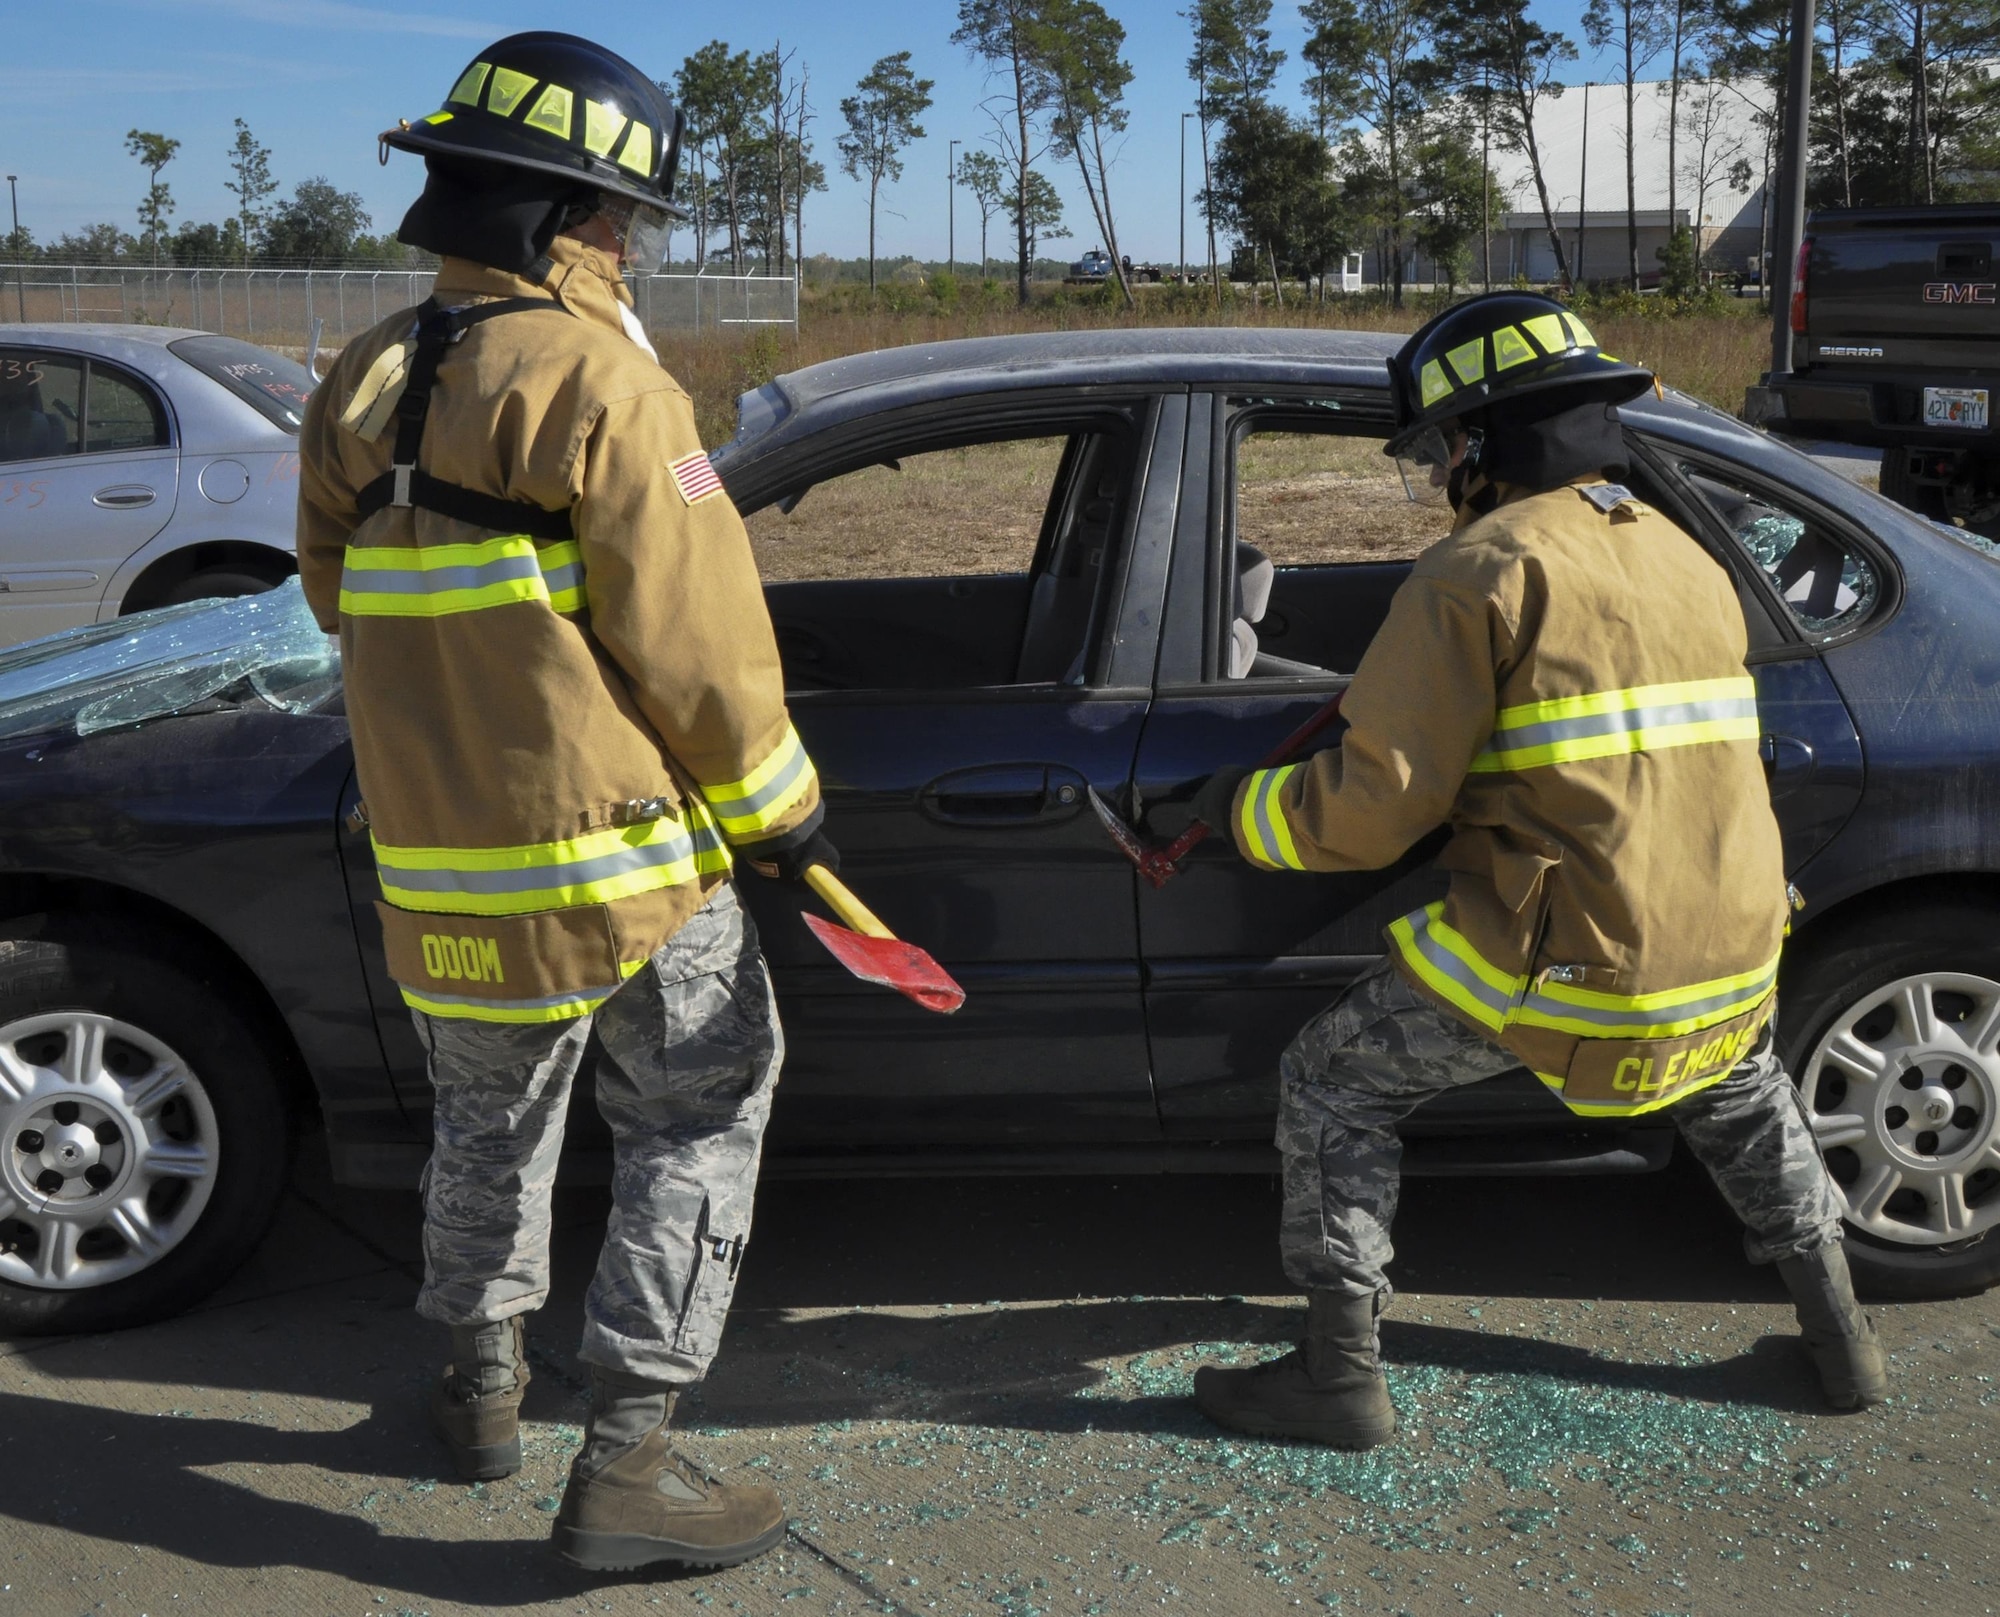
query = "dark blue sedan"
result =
(0, 328, 1994, 1335)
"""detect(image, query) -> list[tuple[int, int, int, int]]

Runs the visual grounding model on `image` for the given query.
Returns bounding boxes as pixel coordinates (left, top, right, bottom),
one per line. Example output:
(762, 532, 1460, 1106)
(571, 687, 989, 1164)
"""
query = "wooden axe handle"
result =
(802, 865, 896, 939)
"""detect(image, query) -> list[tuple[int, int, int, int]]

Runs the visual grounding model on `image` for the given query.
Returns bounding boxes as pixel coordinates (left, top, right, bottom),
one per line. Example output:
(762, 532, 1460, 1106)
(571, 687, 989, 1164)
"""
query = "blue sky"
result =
(6, 0, 1627, 265)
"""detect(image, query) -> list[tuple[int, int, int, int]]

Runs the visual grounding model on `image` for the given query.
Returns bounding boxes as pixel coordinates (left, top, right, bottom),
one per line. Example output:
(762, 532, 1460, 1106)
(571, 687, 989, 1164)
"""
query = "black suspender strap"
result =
(355, 296, 576, 542)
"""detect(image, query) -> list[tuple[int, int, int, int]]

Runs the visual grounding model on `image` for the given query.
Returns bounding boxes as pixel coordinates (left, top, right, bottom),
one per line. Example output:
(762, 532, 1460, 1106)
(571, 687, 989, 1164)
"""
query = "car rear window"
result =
(167, 335, 315, 433)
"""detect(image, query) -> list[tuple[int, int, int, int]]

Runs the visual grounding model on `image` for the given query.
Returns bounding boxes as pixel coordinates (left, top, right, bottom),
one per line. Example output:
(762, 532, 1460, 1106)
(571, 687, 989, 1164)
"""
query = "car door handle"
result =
(92, 485, 156, 509)
(920, 764, 1088, 827)
(1760, 733, 1815, 799)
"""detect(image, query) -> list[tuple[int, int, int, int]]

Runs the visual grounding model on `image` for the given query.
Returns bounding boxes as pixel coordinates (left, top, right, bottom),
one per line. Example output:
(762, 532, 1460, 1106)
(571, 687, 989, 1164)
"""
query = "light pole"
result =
(1575, 83, 1591, 289)
(1769, 0, 1816, 376)
(947, 139, 960, 279)
(1180, 112, 1197, 283)
(5, 176, 20, 323)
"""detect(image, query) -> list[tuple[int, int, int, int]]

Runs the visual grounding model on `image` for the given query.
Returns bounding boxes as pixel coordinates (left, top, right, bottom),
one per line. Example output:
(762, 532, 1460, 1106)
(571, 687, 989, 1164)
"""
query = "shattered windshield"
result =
(0, 580, 339, 742)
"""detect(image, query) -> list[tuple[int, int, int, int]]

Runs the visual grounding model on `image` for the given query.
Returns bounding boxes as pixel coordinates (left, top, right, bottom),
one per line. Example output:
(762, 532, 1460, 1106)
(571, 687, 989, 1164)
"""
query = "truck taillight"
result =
(1790, 236, 1812, 335)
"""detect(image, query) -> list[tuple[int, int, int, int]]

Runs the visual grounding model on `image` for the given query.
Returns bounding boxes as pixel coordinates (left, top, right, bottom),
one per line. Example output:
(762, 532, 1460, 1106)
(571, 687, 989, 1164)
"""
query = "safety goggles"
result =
(1394, 423, 1480, 508)
(595, 193, 675, 277)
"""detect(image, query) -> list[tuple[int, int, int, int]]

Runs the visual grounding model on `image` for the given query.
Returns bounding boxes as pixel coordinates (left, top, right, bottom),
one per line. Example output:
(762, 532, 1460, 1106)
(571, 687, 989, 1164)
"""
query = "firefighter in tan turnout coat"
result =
(1189, 292, 1887, 1449)
(296, 32, 826, 1572)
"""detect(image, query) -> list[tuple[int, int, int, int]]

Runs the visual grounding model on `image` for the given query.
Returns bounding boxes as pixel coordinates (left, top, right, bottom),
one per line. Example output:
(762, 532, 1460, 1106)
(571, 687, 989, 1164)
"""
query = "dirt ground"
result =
(3, 1142, 1996, 1617)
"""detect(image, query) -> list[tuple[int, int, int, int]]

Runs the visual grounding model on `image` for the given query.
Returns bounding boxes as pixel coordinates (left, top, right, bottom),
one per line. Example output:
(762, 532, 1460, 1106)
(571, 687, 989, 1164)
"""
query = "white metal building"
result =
(1358, 75, 1776, 289)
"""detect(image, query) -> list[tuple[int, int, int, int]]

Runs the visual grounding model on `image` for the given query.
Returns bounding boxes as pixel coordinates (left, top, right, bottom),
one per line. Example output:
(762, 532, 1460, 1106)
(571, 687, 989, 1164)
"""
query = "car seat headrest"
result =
(1234, 543, 1274, 626)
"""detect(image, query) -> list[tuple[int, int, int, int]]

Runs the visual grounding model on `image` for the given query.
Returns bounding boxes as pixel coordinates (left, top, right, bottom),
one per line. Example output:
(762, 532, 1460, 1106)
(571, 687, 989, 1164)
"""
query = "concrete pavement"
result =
(4, 1143, 1999, 1616)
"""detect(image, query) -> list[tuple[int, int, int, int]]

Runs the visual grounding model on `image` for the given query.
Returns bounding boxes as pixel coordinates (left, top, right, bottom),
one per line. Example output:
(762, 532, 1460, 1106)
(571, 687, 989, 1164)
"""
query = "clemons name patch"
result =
(668, 449, 725, 507)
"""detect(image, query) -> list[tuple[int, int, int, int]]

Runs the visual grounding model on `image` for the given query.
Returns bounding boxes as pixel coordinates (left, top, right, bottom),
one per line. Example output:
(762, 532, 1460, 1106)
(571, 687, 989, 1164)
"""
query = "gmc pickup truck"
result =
(1749, 202, 2000, 532)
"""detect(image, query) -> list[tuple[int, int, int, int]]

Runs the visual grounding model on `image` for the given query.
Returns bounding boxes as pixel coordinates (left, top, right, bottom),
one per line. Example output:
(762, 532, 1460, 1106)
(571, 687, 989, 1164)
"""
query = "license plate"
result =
(1924, 386, 1989, 429)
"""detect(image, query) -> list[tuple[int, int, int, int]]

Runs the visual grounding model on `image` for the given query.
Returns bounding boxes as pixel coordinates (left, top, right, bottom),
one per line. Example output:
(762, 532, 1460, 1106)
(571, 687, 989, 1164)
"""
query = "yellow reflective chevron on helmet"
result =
(1419, 358, 1453, 408)
(1444, 338, 1485, 389)
(525, 83, 573, 140)
(1563, 313, 1597, 347)
(1523, 313, 1574, 355)
(447, 62, 491, 107)
(486, 65, 537, 117)
(584, 99, 628, 157)
(1492, 324, 1539, 370)
(618, 121, 655, 177)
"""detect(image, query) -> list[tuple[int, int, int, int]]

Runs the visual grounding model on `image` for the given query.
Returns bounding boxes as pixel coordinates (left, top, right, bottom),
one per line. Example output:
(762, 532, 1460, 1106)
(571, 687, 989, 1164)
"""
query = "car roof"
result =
(724, 327, 1408, 459)
(1, 323, 208, 349)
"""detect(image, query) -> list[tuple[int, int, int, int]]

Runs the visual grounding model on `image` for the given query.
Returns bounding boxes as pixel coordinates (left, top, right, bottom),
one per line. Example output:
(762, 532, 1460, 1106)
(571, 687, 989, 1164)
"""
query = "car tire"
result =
(1877, 451, 1948, 523)
(1780, 903, 2000, 1300)
(0, 922, 292, 1335)
(153, 566, 290, 608)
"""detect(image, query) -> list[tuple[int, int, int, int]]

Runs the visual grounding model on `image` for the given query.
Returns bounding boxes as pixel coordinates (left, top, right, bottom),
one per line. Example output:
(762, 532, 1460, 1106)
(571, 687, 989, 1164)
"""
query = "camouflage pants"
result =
(1277, 958, 1846, 1299)
(411, 882, 781, 1384)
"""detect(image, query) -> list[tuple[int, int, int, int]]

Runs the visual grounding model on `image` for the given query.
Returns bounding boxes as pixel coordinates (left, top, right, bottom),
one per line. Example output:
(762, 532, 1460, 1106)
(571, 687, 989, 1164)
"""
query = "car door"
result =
(1128, 394, 1870, 1147)
(730, 393, 1183, 1157)
(1636, 443, 1868, 873)
(0, 347, 179, 644)
(341, 392, 1184, 1167)
(1129, 390, 1468, 1141)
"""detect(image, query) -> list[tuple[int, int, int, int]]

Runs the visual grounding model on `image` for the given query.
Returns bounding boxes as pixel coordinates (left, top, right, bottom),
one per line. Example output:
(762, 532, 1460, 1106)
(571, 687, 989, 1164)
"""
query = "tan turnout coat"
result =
(297, 239, 819, 1024)
(1229, 479, 1788, 1116)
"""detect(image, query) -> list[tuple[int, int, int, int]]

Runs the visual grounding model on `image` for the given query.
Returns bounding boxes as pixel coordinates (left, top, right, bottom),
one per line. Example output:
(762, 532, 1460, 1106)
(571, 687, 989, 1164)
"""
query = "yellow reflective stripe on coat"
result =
(373, 804, 731, 917)
(1467, 676, 1759, 773)
(1391, 899, 1779, 1042)
(536, 541, 586, 613)
(1388, 903, 1515, 1031)
(1533, 1064, 1738, 1119)
(699, 724, 818, 840)
(393, 952, 650, 1024)
(399, 980, 618, 1024)
(1514, 951, 1780, 1038)
(339, 536, 586, 618)
(1236, 764, 1307, 871)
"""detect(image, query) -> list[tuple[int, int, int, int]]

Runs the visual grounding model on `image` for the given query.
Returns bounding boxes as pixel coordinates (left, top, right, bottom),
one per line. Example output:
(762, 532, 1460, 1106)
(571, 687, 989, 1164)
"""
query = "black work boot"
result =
(1777, 1244, 1889, 1410)
(1193, 1290, 1398, 1448)
(427, 1315, 530, 1480)
(552, 1369, 786, 1572)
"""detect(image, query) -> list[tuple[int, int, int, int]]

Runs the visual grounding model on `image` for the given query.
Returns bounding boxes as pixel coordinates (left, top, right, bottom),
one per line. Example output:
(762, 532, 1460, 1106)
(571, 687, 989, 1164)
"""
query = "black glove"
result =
(1190, 766, 1253, 837)
(743, 827, 841, 884)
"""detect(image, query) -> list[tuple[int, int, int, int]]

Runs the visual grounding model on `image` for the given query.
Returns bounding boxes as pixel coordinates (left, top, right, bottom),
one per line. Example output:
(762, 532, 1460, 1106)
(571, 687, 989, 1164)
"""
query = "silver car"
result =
(0, 325, 309, 646)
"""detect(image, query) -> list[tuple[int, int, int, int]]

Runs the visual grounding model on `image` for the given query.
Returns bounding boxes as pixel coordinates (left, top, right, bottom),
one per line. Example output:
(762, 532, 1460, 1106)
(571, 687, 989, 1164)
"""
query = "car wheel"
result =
(1877, 451, 1949, 523)
(0, 925, 291, 1334)
(1781, 906, 2000, 1299)
(153, 566, 289, 607)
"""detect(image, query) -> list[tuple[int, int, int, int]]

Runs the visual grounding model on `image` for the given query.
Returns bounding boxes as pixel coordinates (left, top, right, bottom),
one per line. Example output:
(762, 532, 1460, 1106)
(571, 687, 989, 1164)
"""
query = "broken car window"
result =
(1680, 466, 1880, 636)
(0, 579, 339, 741)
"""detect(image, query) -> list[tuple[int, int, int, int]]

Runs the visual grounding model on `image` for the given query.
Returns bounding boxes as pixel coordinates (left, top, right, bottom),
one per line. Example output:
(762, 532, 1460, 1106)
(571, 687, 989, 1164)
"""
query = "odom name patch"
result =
(421, 932, 505, 984)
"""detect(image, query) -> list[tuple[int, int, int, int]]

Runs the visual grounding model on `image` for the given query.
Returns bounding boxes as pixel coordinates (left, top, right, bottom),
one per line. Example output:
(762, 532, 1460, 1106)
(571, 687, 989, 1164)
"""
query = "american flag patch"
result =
(668, 449, 724, 506)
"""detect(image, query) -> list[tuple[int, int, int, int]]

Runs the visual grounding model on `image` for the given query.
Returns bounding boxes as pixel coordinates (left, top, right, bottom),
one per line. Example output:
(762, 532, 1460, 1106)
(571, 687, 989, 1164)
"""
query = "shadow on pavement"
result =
(0, 1389, 728, 1606)
(0, 1143, 1820, 1598)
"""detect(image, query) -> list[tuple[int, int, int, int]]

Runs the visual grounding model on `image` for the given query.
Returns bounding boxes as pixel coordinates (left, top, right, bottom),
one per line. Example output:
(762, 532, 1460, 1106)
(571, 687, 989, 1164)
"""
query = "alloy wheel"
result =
(1800, 971, 2000, 1247)
(0, 1012, 220, 1289)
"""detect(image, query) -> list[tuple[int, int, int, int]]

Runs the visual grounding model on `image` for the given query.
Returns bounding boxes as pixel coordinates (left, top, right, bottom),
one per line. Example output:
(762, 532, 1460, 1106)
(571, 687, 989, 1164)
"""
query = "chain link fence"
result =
(0, 264, 798, 348)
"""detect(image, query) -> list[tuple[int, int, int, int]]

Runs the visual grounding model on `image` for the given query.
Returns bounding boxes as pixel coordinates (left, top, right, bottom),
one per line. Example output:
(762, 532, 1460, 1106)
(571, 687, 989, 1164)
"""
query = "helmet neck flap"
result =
(1473, 394, 1630, 498)
(398, 154, 594, 280)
